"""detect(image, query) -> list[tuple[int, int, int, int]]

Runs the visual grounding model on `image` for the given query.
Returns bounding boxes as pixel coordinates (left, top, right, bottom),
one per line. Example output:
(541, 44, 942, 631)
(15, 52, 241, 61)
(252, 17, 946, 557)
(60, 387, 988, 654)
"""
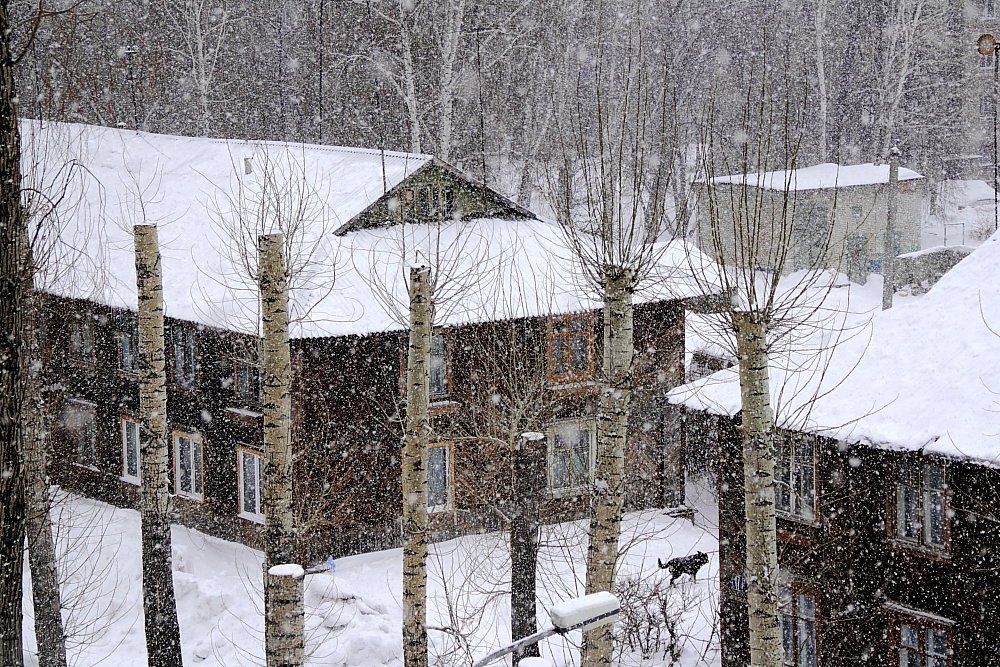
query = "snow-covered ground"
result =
(22, 482, 721, 667)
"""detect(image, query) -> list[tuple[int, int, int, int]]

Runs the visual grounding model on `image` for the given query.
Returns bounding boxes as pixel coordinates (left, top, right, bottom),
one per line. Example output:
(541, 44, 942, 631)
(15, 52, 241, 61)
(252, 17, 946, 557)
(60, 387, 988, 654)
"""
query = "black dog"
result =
(657, 551, 709, 585)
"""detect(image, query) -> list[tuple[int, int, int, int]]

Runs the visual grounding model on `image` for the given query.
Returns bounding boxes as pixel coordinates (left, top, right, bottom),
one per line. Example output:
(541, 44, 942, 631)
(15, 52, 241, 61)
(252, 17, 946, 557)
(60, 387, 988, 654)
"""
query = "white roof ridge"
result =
(30, 118, 435, 162)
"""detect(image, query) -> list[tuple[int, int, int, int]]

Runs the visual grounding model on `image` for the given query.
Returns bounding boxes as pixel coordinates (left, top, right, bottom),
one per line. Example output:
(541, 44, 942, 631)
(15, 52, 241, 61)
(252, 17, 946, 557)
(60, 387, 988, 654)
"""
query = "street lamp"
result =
(977, 33, 999, 231)
(472, 592, 621, 667)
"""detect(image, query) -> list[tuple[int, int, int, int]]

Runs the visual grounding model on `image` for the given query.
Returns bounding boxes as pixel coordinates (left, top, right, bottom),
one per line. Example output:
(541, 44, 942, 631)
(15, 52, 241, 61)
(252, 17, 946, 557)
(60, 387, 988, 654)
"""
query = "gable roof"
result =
(707, 162, 925, 192)
(670, 233, 1000, 465)
(26, 120, 718, 340)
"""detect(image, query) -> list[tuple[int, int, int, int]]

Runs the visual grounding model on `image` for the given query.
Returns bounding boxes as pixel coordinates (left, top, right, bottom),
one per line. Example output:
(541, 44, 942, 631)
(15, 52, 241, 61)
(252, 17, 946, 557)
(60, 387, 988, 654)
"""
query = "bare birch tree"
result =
(259, 232, 305, 667)
(547, 25, 681, 667)
(134, 223, 184, 667)
(691, 54, 856, 667)
(402, 264, 432, 667)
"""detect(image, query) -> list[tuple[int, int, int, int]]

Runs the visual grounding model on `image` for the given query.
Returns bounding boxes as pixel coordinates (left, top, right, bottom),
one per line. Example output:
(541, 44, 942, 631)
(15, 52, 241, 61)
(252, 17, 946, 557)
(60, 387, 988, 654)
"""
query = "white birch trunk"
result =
(402, 265, 432, 667)
(582, 267, 634, 667)
(733, 311, 782, 667)
(435, 0, 465, 163)
(882, 148, 900, 310)
(399, 6, 423, 154)
(814, 0, 829, 162)
(133, 224, 183, 667)
(259, 233, 305, 667)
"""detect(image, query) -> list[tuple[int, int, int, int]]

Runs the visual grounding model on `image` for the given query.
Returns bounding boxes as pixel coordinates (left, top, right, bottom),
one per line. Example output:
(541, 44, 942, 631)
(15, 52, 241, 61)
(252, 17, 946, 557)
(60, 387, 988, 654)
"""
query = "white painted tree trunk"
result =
(582, 267, 634, 667)
(883, 148, 900, 311)
(259, 233, 305, 667)
(733, 311, 782, 667)
(133, 224, 183, 667)
(402, 265, 432, 667)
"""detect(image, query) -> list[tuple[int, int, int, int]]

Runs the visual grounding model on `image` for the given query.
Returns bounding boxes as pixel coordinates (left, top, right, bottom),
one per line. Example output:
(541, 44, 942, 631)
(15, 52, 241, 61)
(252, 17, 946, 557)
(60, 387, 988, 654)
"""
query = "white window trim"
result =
(546, 419, 596, 497)
(120, 417, 141, 485)
(173, 432, 204, 501)
(237, 448, 264, 523)
(427, 442, 452, 513)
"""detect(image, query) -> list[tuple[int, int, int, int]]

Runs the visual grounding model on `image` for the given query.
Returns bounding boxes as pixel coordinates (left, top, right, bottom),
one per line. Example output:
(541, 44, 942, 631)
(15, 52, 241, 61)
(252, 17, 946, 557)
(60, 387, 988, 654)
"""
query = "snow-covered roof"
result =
(707, 162, 925, 192)
(670, 233, 1000, 464)
(26, 120, 717, 339)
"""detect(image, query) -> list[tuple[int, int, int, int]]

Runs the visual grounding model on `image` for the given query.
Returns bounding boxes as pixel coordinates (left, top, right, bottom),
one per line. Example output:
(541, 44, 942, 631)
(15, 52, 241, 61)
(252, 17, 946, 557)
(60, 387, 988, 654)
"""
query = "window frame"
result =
(120, 416, 141, 485)
(69, 317, 95, 363)
(775, 434, 818, 525)
(66, 399, 98, 469)
(173, 431, 205, 501)
(779, 581, 818, 667)
(427, 441, 453, 513)
(171, 325, 198, 388)
(546, 419, 596, 495)
(888, 609, 953, 667)
(232, 358, 261, 403)
(546, 313, 595, 384)
(237, 446, 264, 523)
(889, 456, 950, 556)
(116, 327, 139, 374)
(429, 332, 449, 399)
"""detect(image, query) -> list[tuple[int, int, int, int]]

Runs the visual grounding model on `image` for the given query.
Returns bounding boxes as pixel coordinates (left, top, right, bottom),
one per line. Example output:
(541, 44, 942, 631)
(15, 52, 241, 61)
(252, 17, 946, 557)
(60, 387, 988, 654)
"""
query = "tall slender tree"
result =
(134, 223, 184, 667)
(0, 1, 28, 662)
(259, 232, 305, 667)
(402, 264, 432, 667)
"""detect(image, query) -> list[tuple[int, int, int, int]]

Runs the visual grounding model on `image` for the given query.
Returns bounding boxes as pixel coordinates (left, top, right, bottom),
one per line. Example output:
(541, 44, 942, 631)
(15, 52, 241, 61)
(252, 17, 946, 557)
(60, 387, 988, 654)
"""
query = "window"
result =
(428, 442, 451, 512)
(65, 401, 97, 468)
(174, 432, 204, 500)
(405, 186, 455, 220)
(430, 333, 448, 397)
(776, 436, 816, 523)
(894, 459, 947, 551)
(983, 0, 997, 18)
(548, 420, 594, 493)
(981, 95, 994, 119)
(779, 585, 817, 667)
(69, 317, 95, 362)
(233, 359, 260, 402)
(171, 326, 197, 387)
(850, 205, 864, 220)
(117, 328, 138, 373)
(238, 448, 264, 522)
(548, 314, 593, 383)
(979, 53, 995, 69)
(893, 617, 950, 667)
(121, 418, 140, 485)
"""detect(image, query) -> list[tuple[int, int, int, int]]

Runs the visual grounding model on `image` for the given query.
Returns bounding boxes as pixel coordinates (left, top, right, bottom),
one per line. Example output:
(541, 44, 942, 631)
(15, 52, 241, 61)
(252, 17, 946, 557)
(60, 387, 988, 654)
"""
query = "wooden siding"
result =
(41, 289, 689, 565)
(696, 411, 1000, 667)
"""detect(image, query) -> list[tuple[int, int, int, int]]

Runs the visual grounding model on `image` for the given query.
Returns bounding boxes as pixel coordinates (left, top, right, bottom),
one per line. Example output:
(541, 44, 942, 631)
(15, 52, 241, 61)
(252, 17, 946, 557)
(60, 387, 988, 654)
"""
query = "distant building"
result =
(695, 163, 925, 279)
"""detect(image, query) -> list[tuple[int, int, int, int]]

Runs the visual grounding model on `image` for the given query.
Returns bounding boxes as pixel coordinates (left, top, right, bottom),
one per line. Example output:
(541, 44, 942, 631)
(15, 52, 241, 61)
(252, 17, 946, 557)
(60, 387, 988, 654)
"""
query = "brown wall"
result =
(699, 411, 1000, 667)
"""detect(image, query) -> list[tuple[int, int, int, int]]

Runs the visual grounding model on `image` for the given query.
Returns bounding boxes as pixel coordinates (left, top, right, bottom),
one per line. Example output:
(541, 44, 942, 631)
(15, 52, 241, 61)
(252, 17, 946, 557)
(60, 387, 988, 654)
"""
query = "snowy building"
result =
(696, 162, 925, 278)
(28, 120, 718, 559)
(671, 232, 1000, 667)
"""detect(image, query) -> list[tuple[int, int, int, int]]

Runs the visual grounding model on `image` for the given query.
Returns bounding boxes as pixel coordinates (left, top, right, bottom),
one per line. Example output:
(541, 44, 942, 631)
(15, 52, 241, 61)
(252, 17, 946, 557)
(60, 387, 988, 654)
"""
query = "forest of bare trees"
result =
(6, 0, 973, 195)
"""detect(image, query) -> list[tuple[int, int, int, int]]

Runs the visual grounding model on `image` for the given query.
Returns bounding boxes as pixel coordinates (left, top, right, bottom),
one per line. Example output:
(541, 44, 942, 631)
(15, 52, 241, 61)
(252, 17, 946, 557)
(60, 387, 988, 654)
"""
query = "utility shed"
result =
(696, 162, 925, 277)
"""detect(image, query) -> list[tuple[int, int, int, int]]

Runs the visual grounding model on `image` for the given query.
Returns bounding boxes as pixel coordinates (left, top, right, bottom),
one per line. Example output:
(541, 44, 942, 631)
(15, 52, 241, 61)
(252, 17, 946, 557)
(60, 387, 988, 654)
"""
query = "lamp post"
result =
(472, 592, 621, 667)
(977, 33, 999, 232)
